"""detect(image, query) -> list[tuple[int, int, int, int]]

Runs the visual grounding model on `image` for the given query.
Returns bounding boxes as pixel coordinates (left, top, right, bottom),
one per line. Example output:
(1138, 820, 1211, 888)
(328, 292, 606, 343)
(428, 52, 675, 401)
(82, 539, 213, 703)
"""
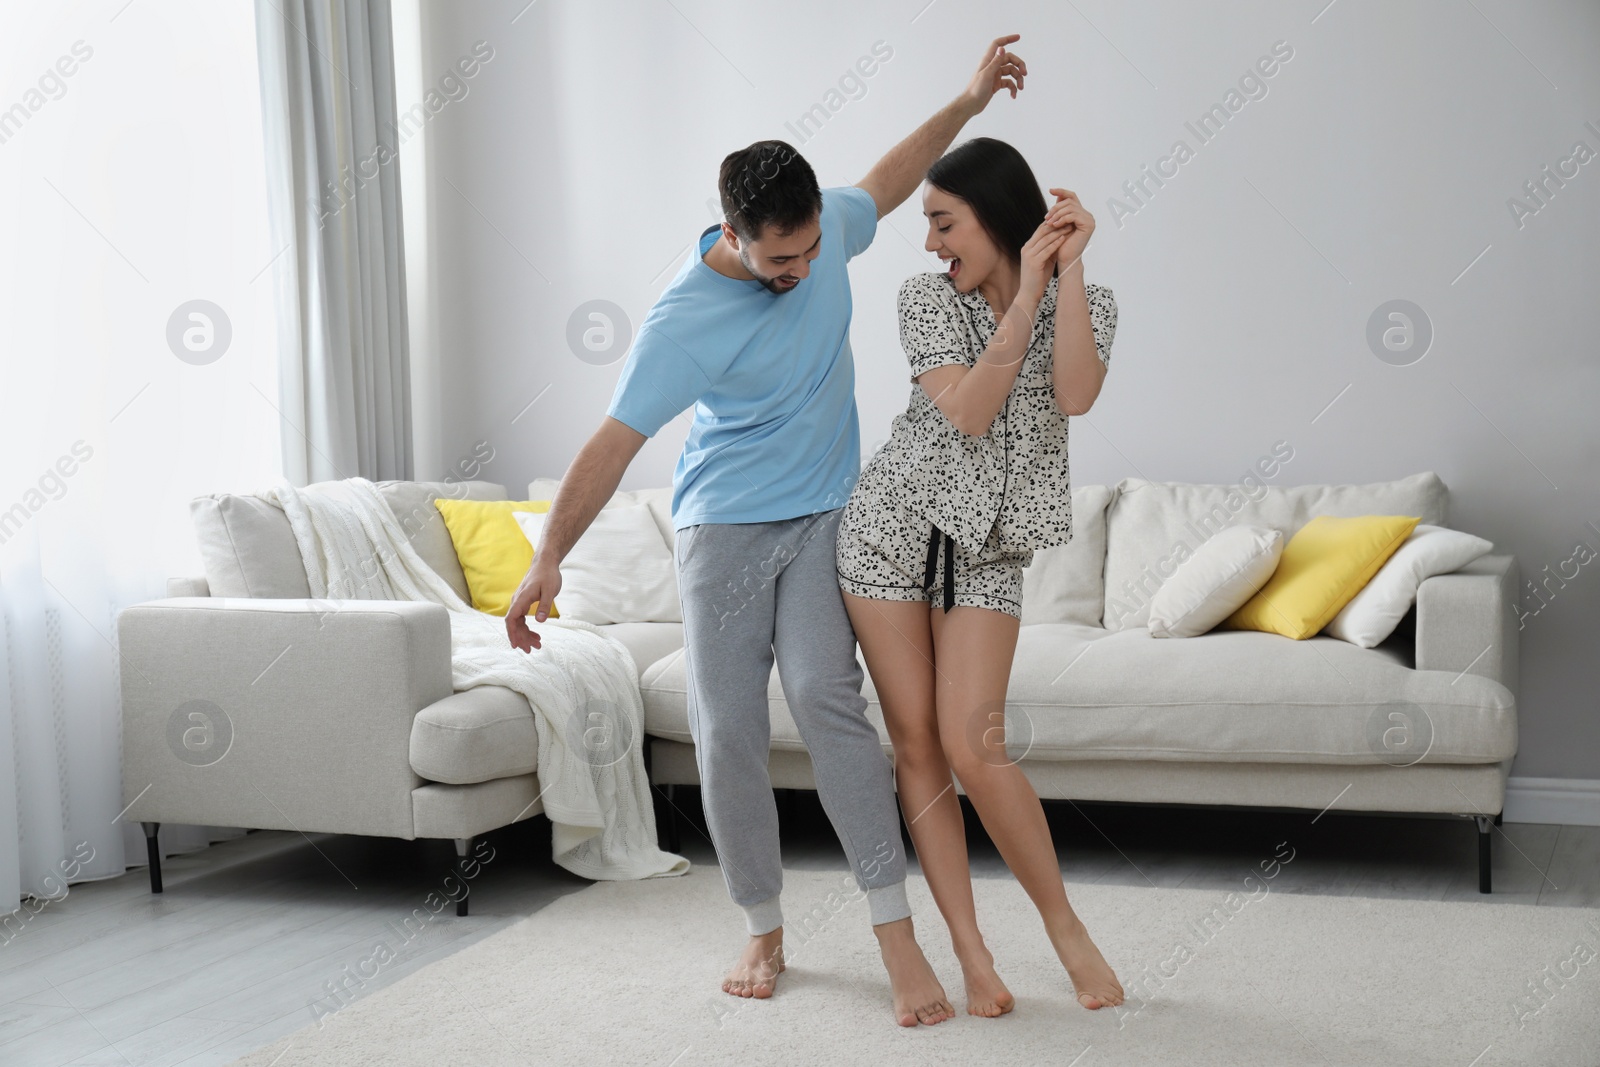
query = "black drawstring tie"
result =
(922, 524, 956, 613)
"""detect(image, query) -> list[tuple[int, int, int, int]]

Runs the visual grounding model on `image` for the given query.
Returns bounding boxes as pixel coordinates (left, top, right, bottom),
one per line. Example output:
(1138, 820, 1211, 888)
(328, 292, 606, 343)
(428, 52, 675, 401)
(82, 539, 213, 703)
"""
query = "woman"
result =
(835, 137, 1124, 1017)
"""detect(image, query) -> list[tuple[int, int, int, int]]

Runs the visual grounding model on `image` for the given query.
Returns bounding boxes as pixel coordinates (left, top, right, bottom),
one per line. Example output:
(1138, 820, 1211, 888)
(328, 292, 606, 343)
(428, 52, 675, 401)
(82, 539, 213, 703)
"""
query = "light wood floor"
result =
(3, 794, 1596, 1066)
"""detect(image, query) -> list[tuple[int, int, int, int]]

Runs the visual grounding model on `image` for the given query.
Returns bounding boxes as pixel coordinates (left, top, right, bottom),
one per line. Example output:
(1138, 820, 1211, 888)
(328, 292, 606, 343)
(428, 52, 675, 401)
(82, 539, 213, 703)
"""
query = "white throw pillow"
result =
(513, 505, 681, 624)
(1323, 524, 1493, 648)
(1147, 525, 1284, 638)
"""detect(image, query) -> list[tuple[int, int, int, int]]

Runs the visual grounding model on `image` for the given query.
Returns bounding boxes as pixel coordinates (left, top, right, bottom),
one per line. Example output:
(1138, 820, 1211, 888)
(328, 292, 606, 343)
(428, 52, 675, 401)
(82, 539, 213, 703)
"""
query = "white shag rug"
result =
(230, 867, 1600, 1066)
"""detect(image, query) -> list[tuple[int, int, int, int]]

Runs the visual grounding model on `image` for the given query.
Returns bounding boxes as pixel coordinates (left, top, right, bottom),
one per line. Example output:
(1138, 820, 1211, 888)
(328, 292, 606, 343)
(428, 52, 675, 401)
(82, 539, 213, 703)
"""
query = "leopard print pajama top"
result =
(837, 270, 1118, 616)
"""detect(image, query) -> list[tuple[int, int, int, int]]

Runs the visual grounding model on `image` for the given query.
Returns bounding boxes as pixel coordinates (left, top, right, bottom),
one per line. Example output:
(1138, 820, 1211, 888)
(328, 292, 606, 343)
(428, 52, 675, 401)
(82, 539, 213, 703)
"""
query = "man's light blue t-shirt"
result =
(606, 184, 879, 529)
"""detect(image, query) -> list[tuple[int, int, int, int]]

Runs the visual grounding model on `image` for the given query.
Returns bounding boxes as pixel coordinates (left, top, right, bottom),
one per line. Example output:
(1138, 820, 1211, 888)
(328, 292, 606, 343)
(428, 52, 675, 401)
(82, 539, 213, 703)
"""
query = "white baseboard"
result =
(1505, 776, 1600, 826)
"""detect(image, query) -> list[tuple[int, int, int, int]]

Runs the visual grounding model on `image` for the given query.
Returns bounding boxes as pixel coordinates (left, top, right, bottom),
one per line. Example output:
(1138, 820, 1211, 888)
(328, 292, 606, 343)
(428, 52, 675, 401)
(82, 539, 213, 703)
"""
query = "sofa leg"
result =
(661, 784, 681, 854)
(142, 822, 162, 894)
(454, 837, 472, 917)
(1475, 815, 1493, 894)
(643, 740, 679, 854)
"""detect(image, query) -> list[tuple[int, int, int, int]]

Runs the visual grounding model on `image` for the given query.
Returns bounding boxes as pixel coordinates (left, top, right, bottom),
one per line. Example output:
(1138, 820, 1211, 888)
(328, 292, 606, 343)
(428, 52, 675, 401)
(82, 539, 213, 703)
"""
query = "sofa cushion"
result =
(190, 479, 506, 601)
(1148, 525, 1283, 639)
(529, 478, 675, 549)
(639, 621, 1514, 766)
(526, 479, 1110, 624)
(1102, 472, 1448, 632)
(433, 498, 560, 616)
(1008, 624, 1513, 764)
(1325, 525, 1494, 649)
(596, 622, 684, 677)
(514, 507, 680, 623)
(409, 623, 681, 786)
(378, 480, 508, 604)
(1221, 514, 1421, 640)
(411, 685, 538, 785)
(190, 493, 312, 598)
(642, 647, 889, 753)
(1019, 484, 1113, 626)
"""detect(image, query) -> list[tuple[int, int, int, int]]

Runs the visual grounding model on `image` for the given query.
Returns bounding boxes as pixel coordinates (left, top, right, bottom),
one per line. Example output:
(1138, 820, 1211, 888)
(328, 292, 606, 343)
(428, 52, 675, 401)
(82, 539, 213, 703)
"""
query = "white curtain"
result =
(392, 0, 444, 482)
(0, 528, 134, 912)
(255, 0, 415, 485)
(0, 2, 285, 914)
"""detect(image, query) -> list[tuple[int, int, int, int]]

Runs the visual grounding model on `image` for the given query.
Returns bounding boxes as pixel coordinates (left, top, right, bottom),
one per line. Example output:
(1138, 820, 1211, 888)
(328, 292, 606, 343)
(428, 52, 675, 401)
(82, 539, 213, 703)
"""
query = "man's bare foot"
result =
(874, 917, 955, 1027)
(1046, 913, 1123, 1010)
(955, 943, 1015, 1018)
(723, 929, 785, 999)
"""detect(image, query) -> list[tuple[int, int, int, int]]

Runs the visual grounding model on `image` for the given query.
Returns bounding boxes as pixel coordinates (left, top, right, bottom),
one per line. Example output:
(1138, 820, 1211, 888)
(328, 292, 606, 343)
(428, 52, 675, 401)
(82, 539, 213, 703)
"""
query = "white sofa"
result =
(116, 471, 1517, 915)
(633, 471, 1519, 892)
(118, 478, 679, 917)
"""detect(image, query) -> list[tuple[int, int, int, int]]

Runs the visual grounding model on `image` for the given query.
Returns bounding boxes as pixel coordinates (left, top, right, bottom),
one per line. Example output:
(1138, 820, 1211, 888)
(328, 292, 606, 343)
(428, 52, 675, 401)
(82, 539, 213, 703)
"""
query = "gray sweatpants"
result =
(674, 506, 911, 935)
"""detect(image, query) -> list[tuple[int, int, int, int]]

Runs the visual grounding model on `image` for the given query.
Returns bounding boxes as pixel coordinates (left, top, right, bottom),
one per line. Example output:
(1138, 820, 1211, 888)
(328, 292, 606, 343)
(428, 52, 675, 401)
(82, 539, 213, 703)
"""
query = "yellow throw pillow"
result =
(1219, 514, 1420, 640)
(433, 499, 560, 618)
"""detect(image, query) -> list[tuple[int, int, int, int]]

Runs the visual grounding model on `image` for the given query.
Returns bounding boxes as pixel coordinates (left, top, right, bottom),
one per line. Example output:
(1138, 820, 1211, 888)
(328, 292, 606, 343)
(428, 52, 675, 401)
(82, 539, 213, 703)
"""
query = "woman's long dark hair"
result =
(925, 137, 1048, 264)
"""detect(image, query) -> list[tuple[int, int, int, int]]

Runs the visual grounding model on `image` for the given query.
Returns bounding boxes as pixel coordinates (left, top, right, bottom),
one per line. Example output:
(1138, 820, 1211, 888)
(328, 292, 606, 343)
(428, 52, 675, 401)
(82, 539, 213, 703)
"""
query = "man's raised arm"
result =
(854, 34, 1028, 219)
(506, 416, 647, 651)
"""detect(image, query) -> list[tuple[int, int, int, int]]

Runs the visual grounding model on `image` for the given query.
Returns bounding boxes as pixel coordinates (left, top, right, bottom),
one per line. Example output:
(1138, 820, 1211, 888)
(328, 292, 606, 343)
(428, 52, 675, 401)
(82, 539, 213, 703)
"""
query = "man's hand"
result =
(854, 33, 1029, 219)
(506, 555, 562, 652)
(501, 416, 648, 654)
(959, 34, 1027, 114)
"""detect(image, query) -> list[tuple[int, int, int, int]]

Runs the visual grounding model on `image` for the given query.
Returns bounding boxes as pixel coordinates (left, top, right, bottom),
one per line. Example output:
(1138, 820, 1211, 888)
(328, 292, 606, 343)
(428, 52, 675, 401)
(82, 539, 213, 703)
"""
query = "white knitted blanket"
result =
(255, 477, 689, 882)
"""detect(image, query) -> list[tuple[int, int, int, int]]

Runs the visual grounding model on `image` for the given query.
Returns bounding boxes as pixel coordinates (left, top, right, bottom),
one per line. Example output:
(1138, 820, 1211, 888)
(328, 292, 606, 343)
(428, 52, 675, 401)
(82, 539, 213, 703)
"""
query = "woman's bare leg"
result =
(928, 604, 1124, 1010)
(843, 593, 1012, 1017)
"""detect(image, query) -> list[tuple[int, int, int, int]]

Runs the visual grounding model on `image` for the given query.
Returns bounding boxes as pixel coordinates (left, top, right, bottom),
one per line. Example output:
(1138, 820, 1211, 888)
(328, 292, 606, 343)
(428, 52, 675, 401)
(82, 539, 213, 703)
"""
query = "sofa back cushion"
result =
(1101, 472, 1447, 632)
(1019, 484, 1114, 626)
(529, 479, 1111, 626)
(379, 481, 508, 602)
(189, 494, 310, 598)
(528, 479, 675, 549)
(190, 479, 507, 602)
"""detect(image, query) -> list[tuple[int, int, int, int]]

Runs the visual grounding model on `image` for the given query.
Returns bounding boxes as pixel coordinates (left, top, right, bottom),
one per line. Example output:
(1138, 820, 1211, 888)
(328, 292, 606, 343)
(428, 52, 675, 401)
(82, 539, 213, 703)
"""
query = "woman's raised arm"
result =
(916, 219, 1068, 436)
(1044, 190, 1108, 416)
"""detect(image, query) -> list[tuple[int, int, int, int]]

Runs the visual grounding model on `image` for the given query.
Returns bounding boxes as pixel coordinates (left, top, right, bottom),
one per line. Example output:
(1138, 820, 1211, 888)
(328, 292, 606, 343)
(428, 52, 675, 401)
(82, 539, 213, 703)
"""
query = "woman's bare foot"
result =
(955, 943, 1015, 1018)
(723, 929, 785, 999)
(1046, 913, 1123, 1010)
(874, 917, 956, 1026)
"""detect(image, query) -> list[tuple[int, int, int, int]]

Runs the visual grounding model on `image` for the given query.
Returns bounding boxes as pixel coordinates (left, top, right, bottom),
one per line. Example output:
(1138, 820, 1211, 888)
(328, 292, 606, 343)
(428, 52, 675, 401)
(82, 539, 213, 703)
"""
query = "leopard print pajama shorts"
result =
(835, 469, 1032, 619)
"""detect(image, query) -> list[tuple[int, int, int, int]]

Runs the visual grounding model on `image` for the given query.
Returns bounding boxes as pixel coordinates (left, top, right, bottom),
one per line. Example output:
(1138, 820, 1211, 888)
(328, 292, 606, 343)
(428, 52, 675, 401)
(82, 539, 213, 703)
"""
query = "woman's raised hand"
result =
(1019, 218, 1071, 306)
(1046, 188, 1094, 271)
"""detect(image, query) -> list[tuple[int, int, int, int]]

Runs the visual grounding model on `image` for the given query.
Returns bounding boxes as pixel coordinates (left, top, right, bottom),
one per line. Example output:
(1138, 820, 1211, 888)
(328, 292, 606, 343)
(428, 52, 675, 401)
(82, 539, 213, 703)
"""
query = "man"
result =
(508, 35, 1029, 1027)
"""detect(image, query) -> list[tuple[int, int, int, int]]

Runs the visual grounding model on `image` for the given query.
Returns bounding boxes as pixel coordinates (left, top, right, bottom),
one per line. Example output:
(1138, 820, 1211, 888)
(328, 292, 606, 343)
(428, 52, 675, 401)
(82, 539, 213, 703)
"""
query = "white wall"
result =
(409, 0, 1600, 780)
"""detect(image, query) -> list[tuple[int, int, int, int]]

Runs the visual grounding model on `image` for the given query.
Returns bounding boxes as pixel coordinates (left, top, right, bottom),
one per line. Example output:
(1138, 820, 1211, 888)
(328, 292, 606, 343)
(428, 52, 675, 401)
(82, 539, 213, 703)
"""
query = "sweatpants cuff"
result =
(866, 881, 911, 927)
(743, 894, 783, 936)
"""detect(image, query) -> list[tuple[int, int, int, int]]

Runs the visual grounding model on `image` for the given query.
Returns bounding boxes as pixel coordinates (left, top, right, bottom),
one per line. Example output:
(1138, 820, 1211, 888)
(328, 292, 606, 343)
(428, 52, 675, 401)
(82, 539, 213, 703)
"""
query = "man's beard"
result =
(739, 249, 798, 295)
